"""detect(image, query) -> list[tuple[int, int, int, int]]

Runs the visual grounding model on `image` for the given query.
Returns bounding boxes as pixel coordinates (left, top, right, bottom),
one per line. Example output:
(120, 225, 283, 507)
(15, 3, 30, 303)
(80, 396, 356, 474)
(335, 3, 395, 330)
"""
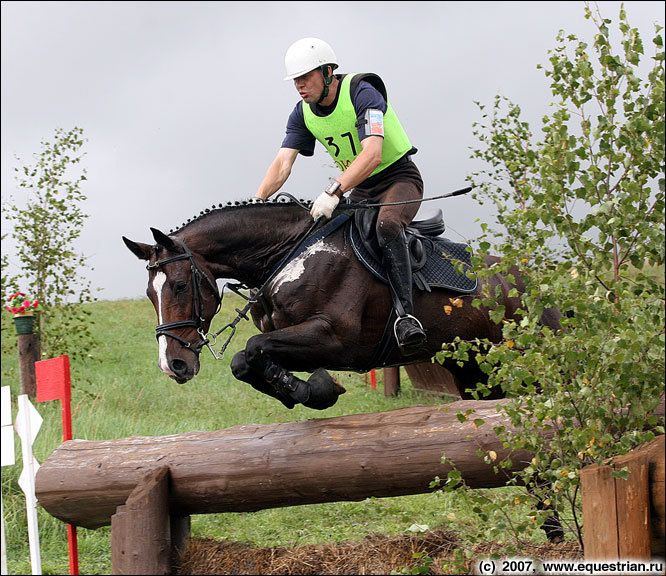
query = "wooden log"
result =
(36, 400, 533, 529)
(35, 397, 665, 532)
(581, 435, 665, 560)
(111, 467, 171, 575)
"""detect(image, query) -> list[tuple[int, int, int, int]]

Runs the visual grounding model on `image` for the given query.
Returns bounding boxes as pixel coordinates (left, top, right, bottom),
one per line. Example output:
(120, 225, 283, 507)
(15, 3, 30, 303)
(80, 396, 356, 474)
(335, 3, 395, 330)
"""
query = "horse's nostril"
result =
(170, 359, 188, 376)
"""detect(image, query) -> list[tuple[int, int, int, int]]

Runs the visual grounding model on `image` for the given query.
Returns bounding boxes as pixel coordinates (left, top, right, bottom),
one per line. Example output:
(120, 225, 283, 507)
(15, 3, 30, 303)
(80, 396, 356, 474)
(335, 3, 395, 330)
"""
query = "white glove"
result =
(310, 191, 340, 220)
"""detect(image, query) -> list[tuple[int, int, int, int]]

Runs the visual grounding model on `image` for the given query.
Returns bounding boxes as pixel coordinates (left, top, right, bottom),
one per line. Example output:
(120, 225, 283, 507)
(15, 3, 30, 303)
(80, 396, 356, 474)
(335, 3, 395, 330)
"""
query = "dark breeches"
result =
(349, 160, 424, 246)
(376, 179, 422, 246)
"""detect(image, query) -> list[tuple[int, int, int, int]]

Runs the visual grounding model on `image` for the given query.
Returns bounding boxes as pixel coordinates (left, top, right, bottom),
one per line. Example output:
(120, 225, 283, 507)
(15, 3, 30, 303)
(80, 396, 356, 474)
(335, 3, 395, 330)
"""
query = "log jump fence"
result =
(35, 398, 665, 574)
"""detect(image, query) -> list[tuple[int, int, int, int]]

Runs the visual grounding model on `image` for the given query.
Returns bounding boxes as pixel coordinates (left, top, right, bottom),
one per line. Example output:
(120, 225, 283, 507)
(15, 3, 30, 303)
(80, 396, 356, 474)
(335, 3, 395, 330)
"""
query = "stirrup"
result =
(393, 314, 426, 344)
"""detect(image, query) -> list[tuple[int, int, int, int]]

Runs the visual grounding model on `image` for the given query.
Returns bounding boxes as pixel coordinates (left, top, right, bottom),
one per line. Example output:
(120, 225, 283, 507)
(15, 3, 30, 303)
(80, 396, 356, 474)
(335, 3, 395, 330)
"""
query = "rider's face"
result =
(293, 69, 324, 104)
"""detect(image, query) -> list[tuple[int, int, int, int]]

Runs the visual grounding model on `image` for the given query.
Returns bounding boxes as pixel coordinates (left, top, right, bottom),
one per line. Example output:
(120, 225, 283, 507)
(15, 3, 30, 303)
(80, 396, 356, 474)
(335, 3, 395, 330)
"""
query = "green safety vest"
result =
(302, 73, 412, 177)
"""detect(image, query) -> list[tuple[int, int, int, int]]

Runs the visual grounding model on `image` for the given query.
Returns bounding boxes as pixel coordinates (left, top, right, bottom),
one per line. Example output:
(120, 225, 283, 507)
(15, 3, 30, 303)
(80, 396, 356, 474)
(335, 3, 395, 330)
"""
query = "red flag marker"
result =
(35, 355, 78, 575)
(35, 355, 71, 403)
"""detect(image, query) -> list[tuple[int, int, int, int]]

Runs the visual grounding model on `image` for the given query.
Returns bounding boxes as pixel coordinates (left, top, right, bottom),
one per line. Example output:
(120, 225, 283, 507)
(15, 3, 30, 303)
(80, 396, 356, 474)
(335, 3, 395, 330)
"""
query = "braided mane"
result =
(168, 196, 314, 234)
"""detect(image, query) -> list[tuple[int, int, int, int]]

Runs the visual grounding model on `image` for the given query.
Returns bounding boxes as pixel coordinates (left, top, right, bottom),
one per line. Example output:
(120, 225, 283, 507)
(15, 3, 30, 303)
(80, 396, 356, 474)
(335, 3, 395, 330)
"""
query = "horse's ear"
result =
(150, 228, 180, 253)
(122, 236, 151, 261)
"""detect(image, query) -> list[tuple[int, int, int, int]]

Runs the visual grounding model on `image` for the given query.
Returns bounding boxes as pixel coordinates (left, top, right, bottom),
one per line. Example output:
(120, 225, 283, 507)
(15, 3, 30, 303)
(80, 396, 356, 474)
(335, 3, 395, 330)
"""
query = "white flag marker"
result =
(14, 395, 42, 575)
(0, 387, 13, 467)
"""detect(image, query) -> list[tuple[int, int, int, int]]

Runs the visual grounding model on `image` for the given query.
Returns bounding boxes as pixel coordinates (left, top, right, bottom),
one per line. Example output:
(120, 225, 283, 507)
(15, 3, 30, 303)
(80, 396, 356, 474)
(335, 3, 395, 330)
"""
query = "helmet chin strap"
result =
(316, 65, 334, 104)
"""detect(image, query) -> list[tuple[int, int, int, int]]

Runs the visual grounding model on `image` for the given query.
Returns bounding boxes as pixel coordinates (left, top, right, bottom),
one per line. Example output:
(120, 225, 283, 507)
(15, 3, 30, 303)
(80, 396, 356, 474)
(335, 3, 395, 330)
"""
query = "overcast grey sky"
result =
(1, 1, 663, 301)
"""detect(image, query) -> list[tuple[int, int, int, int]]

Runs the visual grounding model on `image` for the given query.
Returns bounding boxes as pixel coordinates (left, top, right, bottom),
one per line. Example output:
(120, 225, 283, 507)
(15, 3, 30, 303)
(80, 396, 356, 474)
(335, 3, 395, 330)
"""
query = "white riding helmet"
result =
(284, 37, 339, 81)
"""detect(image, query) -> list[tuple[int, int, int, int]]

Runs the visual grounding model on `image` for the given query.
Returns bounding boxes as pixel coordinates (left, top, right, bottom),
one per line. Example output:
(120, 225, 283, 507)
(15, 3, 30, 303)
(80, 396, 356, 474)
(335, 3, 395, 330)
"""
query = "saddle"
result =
(346, 208, 478, 294)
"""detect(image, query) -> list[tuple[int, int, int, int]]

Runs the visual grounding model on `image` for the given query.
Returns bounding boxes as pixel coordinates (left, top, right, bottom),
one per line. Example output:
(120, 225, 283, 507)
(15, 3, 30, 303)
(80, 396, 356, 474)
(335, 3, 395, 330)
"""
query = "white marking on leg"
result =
(153, 271, 177, 377)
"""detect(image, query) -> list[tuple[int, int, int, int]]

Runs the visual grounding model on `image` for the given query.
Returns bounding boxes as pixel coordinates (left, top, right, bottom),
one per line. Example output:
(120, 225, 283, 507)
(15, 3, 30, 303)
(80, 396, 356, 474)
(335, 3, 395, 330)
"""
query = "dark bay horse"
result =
(123, 198, 566, 542)
(123, 198, 562, 411)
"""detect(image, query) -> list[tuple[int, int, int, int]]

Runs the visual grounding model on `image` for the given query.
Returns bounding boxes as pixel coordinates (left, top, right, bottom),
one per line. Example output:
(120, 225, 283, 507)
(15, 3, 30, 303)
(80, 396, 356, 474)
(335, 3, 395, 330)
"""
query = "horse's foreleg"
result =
(247, 354, 345, 410)
(241, 320, 347, 410)
(230, 351, 297, 409)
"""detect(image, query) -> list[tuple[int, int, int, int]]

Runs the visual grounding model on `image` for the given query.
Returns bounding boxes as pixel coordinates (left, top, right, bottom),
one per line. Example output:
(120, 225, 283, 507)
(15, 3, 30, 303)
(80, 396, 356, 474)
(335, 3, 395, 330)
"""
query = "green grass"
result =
(1, 294, 543, 574)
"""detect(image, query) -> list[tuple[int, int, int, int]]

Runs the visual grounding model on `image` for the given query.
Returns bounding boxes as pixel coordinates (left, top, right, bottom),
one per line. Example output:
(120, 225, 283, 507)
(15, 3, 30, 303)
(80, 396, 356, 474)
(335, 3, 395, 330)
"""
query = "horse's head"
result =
(122, 228, 220, 384)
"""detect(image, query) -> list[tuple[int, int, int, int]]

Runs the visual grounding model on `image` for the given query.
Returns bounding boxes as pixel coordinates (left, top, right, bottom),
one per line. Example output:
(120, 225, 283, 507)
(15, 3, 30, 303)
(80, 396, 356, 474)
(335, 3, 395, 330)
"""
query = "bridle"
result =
(146, 238, 221, 355)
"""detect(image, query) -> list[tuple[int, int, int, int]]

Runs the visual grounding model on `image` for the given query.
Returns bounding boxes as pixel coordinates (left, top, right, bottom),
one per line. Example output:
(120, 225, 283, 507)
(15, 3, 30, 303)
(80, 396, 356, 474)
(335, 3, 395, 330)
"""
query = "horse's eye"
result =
(174, 281, 188, 294)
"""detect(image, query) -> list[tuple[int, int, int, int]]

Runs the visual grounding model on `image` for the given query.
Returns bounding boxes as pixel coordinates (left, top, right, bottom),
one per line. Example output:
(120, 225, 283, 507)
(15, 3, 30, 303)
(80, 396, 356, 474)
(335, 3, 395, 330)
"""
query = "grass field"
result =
(1, 294, 551, 574)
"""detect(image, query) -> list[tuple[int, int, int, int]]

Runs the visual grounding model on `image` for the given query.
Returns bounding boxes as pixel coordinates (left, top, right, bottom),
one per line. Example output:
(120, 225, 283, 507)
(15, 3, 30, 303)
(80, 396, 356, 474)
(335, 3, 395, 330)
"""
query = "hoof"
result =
(302, 369, 346, 410)
(542, 521, 565, 544)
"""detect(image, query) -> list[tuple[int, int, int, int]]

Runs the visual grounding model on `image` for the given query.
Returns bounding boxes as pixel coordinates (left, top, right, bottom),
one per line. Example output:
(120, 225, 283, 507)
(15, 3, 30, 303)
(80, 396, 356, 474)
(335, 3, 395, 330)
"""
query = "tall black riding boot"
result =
(382, 228, 427, 355)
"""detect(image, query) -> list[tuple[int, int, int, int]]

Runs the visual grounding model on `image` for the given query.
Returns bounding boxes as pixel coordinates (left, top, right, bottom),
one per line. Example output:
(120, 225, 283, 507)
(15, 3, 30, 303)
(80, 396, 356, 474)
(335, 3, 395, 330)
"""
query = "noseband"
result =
(146, 238, 221, 354)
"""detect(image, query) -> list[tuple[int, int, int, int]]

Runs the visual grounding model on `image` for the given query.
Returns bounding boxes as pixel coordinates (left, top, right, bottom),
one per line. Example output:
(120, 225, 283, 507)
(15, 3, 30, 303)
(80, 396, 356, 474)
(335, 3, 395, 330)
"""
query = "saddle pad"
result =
(346, 222, 478, 294)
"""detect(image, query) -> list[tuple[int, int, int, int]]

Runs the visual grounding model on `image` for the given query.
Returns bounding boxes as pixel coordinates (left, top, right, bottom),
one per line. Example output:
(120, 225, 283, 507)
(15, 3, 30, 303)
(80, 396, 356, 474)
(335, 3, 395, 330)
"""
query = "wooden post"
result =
(170, 514, 191, 559)
(111, 467, 171, 575)
(383, 367, 400, 397)
(581, 435, 664, 560)
(18, 333, 39, 398)
(580, 465, 620, 559)
(616, 454, 651, 559)
(649, 436, 666, 559)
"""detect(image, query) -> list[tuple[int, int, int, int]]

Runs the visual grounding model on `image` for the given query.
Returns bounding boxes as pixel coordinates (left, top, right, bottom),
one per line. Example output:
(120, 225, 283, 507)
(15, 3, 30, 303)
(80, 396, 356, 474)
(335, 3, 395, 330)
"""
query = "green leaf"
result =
(612, 467, 629, 480)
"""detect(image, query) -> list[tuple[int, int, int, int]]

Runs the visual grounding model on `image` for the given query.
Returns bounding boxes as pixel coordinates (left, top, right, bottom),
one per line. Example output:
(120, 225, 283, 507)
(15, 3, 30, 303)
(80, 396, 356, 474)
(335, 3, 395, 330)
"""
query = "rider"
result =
(254, 37, 427, 355)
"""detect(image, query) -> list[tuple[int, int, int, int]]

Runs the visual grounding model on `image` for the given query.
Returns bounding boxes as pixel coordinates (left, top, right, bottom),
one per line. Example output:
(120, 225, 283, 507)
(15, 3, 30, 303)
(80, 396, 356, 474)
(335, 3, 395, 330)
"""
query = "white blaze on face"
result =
(153, 271, 177, 377)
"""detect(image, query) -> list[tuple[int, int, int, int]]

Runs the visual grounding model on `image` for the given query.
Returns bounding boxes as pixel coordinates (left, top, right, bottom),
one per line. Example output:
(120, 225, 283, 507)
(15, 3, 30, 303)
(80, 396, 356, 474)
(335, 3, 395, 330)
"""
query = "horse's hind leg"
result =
(241, 321, 347, 410)
(527, 480, 565, 543)
(536, 496, 565, 543)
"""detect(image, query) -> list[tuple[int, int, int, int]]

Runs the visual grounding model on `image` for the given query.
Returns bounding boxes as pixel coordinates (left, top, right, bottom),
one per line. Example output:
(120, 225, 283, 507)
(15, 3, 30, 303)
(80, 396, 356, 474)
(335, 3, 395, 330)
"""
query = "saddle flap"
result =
(354, 207, 379, 242)
(353, 208, 427, 272)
